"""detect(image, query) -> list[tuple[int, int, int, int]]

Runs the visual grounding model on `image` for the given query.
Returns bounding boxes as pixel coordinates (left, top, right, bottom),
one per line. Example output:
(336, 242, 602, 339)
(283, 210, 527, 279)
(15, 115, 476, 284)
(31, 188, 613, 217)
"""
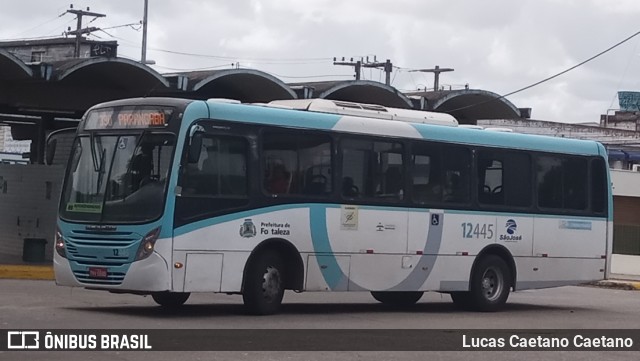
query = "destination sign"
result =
(84, 107, 173, 130)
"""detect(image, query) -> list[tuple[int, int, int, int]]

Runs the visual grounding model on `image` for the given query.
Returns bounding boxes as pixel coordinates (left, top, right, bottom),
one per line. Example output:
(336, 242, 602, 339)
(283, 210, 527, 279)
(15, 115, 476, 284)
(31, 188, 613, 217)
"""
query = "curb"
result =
(585, 280, 640, 291)
(0, 265, 54, 280)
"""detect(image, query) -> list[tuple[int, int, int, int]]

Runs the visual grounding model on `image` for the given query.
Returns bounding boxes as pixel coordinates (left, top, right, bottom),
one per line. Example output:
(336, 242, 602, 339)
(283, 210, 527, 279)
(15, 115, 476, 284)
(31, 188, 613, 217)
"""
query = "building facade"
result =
(0, 37, 117, 63)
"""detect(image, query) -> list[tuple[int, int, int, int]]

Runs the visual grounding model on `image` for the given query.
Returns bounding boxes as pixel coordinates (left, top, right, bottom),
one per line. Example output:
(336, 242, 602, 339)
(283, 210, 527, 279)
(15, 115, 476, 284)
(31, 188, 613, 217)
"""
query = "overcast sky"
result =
(2, 0, 640, 123)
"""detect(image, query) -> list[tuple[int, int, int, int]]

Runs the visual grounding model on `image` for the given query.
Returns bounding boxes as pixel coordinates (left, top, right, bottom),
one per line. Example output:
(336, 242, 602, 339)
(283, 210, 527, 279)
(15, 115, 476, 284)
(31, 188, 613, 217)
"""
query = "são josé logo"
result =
(500, 219, 522, 241)
(506, 219, 517, 234)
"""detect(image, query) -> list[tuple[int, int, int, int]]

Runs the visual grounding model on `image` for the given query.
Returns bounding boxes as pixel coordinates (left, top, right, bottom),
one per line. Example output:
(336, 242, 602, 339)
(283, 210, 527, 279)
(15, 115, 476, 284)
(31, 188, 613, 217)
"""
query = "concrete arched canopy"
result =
(296, 80, 413, 109)
(416, 89, 521, 123)
(52, 57, 170, 92)
(188, 69, 296, 102)
(0, 48, 33, 81)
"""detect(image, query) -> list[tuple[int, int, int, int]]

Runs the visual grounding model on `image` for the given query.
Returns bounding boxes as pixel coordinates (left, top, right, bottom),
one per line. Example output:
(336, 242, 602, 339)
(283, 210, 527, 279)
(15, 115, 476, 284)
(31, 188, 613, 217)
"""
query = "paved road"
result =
(1, 280, 639, 360)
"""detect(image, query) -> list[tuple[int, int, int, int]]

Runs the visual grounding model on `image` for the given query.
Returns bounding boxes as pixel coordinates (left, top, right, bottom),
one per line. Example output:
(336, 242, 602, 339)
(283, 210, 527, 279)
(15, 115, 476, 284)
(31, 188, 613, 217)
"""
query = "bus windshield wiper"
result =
(95, 148, 106, 193)
(90, 132, 100, 172)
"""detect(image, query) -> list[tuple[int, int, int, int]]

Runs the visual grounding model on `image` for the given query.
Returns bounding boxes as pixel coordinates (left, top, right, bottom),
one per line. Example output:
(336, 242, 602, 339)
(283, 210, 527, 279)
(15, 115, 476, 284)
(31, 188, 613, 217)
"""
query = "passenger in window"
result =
(266, 163, 290, 194)
(342, 177, 359, 197)
(385, 167, 403, 199)
(444, 172, 462, 202)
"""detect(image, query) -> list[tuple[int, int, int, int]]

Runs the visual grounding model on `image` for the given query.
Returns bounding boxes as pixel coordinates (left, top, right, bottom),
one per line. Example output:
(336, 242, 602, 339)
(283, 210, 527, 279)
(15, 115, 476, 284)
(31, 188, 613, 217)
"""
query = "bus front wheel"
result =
(371, 291, 424, 306)
(465, 255, 511, 312)
(243, 250, 285, 315)
(151, 292, 190, 308)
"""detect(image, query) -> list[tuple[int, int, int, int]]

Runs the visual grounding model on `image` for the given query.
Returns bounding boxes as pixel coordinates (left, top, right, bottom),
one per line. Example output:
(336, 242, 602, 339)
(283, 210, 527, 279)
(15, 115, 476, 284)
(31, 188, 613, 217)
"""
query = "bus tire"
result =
(371, 291, 423, 306)
(243, 250, 285, 315)
(468, 255, 510, 312)
(151, 292, 190, 308)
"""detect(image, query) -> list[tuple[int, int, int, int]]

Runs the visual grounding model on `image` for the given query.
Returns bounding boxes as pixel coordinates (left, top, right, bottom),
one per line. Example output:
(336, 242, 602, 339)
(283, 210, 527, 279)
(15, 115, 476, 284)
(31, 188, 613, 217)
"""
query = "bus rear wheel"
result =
(371, 291, 424, 306)
(466, 255, 511, 312)
(243, 250, 285, 315)
(151, 292, 190, 308)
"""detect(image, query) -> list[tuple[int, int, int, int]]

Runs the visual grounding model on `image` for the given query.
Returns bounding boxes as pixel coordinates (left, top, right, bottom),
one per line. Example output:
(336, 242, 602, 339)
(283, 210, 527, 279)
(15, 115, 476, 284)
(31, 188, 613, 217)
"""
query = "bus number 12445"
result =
(461, 222, 494, 239)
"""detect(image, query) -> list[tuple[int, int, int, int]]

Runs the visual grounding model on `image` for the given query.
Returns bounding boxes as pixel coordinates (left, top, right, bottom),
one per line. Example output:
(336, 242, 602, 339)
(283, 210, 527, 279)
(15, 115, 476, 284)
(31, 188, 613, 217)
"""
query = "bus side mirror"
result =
(188, 127, 204, 164)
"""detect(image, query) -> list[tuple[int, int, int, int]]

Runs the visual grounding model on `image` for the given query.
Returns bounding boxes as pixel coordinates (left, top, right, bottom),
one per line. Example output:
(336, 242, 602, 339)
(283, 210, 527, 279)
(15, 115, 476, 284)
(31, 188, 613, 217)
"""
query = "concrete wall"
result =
(5, 43, 91, 63)
(0, 164, 65, 262)
(611, 254, 640, 279)
(609, 171, 640, 274)
(611, 169, 640, 197)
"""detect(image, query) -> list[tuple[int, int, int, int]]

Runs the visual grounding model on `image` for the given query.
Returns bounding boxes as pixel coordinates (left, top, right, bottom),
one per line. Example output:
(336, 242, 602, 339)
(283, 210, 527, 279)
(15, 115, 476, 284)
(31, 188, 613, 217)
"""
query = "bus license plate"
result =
(89, 267, 108, 279)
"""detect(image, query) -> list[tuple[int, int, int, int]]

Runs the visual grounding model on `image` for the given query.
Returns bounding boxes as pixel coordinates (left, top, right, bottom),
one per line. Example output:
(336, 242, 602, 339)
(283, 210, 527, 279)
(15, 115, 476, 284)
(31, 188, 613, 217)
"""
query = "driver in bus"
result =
(131, 143, 154, 189)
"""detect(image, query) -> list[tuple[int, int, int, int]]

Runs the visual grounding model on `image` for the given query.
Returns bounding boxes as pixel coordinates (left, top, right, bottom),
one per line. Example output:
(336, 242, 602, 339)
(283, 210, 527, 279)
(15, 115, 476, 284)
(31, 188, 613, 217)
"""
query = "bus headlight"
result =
(55, 227, 66, 258)
(135, 227, 161, 261)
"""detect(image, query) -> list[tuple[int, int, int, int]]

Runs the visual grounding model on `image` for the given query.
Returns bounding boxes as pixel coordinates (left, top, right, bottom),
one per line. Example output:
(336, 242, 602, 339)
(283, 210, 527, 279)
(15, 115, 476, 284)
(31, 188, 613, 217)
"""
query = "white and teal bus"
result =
(54, 97, 612, 314)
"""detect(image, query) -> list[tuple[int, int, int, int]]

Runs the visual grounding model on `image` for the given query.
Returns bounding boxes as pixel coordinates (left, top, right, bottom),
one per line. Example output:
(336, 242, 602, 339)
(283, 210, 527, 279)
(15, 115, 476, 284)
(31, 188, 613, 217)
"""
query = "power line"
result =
(152, 63, 234, 72)
(7, 13, 66, 38)
(0, 34, 64, 42)
(261, 71, 353, 79)
(0, 18, 77, 42)
(447, 29, 640, 113)
(101, 22, 142, 32)
(146, 47, 332, 64)
(96, 27, 359, 66)
(609, 34, 640, 110)
(98, 29, 332, 64)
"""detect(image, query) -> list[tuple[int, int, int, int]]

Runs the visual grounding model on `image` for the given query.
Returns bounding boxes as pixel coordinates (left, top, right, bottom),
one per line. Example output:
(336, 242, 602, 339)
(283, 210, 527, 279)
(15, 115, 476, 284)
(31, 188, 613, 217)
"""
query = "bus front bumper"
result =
(54, 251, 171, 292)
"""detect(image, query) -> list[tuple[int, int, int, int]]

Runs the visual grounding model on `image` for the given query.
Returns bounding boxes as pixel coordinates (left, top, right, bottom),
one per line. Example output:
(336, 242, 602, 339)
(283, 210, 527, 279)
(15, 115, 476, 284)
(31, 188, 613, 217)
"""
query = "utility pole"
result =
(362, 56, 393, 86)
(333, 56, 393, 85)
(66, 5, 106, 58)
(141, 0, 149, 63)
(333, 57, 362, 80)
(410, 65, 454, 91)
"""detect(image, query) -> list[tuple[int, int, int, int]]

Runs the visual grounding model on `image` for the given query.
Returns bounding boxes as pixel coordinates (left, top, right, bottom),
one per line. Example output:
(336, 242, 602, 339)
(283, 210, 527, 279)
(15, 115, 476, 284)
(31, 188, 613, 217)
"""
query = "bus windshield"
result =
(60, 132, 175, 223)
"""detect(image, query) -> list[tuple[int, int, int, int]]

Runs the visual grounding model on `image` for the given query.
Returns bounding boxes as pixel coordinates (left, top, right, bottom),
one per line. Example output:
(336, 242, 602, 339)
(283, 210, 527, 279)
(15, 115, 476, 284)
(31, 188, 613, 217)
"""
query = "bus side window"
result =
(442, 146, 470, 203)
(341, 138, 403, 201)
(181, 135, 248, 197)
(537, 156, 563, 209)
(180, 138, 207, 195)
(591, 158, 607, 213)
(563, 158, 587, 210)
(477, 152, 504, 205)
(411, 146, 442, 204)
(262, 132, 332, 197)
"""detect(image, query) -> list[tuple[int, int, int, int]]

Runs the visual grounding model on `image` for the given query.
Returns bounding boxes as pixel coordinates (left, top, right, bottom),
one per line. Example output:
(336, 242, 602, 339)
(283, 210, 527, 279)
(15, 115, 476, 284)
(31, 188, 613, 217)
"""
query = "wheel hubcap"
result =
(481, 267, 503, 302)
(262, 266, 282, 302)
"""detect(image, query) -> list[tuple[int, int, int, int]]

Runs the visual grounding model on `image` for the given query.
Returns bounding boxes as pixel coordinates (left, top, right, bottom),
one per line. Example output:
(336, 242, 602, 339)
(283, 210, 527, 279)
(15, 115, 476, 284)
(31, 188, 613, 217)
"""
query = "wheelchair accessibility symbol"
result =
(431, 214, 440, 226)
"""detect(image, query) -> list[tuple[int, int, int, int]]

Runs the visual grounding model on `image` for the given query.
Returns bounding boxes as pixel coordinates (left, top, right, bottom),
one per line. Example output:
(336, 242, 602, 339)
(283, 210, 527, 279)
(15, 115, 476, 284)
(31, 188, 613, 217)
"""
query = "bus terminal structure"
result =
(0, 49, 640, 279)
